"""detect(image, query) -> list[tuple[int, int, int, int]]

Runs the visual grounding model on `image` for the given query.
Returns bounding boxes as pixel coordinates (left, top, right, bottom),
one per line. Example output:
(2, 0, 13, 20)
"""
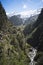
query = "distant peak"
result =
(7, 8, 41, 18)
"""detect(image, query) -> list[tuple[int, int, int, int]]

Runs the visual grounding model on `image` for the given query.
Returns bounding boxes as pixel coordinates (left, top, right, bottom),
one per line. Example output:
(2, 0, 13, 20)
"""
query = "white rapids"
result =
(28, 47, 37, 65)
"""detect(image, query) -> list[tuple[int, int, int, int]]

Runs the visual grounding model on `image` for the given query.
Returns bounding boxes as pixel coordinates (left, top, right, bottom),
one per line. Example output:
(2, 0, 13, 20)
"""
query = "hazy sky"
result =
(0, 0, 43, 14)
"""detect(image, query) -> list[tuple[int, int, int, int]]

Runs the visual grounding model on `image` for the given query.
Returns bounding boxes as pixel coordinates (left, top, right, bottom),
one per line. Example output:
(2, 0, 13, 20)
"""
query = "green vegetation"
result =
(0, 2, 31, 65)
(0, 2, 43, 65)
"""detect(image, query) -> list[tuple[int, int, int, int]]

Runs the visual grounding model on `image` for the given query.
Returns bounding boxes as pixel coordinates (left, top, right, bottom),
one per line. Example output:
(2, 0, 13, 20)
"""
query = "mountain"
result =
(24, 14, 38, 25)
(23, 14, 39, 35)
(9, 15, 23, 26)
(27, 8, 43, 51)
(25, 8, 43, 65)
(0, 3, 31, 65)
(0, 2, 43, 65)
(8, 9, 41, 26)
(9, 14, 39, 26)
(7, 9, 41, 18)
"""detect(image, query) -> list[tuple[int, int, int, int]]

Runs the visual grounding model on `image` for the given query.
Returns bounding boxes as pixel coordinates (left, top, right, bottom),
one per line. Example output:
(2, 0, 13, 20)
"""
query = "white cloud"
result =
(23, 4, 27, 9)
(7, 9, 41, 18)
(18, 9, 40, 18)
(19, 10, 36, 18)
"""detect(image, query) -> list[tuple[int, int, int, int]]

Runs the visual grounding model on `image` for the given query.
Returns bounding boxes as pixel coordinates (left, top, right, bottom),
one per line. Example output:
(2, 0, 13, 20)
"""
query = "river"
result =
(27, 47, 37, 65)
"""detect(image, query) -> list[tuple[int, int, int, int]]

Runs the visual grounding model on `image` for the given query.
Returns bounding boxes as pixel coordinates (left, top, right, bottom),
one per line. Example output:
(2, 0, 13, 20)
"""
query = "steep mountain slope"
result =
(9, 15, 23, 26)
(0, 2, 7, 30)
(24, 15, 38, 25)
(23, 15, 38, 36)
(26, 8, 43, 65)
(0, 2, 31, 65)
(9, 14, 38, 26)
(27, 8, 43, 51)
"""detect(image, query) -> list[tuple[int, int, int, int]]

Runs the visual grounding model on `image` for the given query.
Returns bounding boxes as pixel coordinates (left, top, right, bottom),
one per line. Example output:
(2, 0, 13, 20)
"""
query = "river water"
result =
(28, 47, 37, 65)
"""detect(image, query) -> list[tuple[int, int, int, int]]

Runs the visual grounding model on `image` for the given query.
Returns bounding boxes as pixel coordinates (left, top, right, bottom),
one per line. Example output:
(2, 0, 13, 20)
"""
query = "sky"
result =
(0, 0, 43, 17)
